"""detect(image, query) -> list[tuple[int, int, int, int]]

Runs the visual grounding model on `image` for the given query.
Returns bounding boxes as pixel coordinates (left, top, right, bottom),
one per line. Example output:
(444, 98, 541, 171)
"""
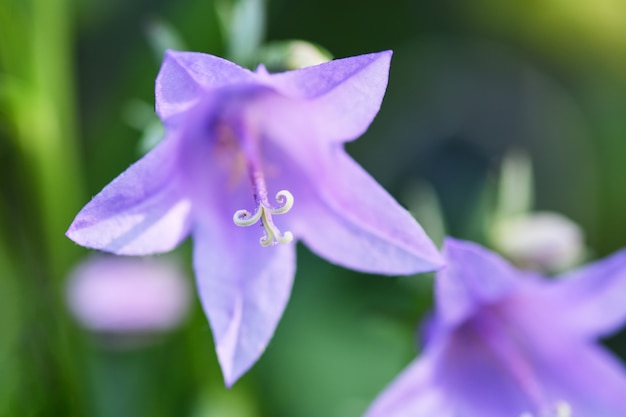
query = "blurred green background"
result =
(1, 0, 626, 416)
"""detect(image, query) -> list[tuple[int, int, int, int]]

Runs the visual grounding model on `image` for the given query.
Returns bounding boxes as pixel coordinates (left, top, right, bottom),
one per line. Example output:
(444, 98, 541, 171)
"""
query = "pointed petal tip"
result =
(377, 49, 393, 60)
(292, 150, 445, 277)
(64, 224, 112, 254)
(65, 220, 93, 248)
(426, 250, 447, 272)
(406, 240, 446, 275)
(398, 224, 446, 275)
(356, 49, 392, 62)
(221, 367, 239, 389)
(220, 360, 252, 389)
(215, 336, 258, 389)
(65, 224, 75, 240)
(193, 226, 296, 391)
(367, 49, 393, 71)
(255, 63, 269, 75)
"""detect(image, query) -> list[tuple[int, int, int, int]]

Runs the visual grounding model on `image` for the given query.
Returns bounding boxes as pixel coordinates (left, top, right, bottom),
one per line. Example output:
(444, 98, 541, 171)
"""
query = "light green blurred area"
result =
(1, 0, 625, 416)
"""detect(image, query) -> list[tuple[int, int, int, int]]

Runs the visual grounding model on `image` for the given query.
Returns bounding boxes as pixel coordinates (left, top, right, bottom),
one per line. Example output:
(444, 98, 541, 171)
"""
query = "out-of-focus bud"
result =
(257, 40, 333, 71)
(489, 150, 586, 273)
(66, 255, 191, 336)
(491, 211, 585, 273)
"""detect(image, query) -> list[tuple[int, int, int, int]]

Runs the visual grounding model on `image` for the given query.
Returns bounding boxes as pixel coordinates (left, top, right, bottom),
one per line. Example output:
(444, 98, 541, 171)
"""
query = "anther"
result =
(233, 190, 294, 246)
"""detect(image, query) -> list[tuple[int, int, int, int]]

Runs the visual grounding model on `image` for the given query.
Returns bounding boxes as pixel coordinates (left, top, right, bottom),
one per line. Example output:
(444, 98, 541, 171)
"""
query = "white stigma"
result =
(233, 190, 294, 246)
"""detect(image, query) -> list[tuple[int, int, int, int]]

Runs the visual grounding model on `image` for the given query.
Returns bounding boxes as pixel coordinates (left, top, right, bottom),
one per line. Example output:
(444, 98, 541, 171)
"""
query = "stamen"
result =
(519, 401, 572, 417)
(226, 120, 295, 247)
(233, 190, 294, 246)
(554, 402, 572, 417)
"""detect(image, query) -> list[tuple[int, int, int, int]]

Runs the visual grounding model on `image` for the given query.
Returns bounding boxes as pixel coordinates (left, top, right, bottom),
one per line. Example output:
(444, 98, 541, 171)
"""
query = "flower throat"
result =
(229, 125, 294, 247)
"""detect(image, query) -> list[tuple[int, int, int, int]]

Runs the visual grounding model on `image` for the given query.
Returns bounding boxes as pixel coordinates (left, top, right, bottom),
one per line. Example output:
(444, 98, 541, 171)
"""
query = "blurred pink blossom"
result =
(67, 255, 191, 334)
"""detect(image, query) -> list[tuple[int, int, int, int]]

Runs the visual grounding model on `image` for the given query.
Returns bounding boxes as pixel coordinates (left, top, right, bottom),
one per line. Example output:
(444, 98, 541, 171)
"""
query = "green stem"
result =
(28, 0, 85, 276)
(3, 0, 88, 414)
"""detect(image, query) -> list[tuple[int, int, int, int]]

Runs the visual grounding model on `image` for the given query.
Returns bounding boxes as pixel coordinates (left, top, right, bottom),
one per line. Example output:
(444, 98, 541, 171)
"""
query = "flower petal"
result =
(367, 239, 626, 417)
(363, 348, 454, 417)
(436, 238, 521, 326)
(365, 318, 528, 417)
(191, 218, 296, 387)
(534, 342, 626, 416)
(242, 86, 441, 275)
(509, 306, 626, 416)
(66, 136, 192, 255)
(289, 147, 443, 275)
(155, 50, 256, 122)
(176, 98, 297, 385)
(426, 318, 539, 417)
(542, 248, 626, 338)
(265, 50, 392, 142)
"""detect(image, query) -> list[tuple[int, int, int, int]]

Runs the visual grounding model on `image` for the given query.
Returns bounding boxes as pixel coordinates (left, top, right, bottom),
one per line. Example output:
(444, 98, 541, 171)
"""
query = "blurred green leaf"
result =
(122, 99, 165, 155)
(0, 224, 21, 416)
(403, 180, 446, 248)
(495, 149, 534, 220)
(145, 18, 188, 62)
(217, 0, 265, 66)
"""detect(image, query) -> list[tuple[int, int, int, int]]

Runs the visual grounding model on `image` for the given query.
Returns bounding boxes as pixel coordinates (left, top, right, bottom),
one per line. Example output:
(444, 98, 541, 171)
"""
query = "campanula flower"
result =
(364, 238, 626, 417)
(67, 50, 443, 385)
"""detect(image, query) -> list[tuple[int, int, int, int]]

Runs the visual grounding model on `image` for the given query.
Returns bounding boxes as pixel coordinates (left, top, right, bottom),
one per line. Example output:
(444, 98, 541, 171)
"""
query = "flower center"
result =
(229, 124, 294, 247)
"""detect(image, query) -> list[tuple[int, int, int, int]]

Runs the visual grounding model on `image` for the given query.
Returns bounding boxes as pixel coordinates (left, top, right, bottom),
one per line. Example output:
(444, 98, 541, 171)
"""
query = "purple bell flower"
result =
(67, 50, 443, 385)
(365, 237, 626, 417)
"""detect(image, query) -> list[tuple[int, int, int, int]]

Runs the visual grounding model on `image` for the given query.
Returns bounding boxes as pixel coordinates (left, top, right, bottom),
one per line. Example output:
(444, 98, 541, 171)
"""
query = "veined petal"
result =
(507, 302, 626, 416)
(265, 51, 392, 143)
(541, 248, 626, 338)
(365, 319, 530, 417)
(244, 88, 440, 276)
(192, 218, 296, 387)
(290, 146, 443, 275)
(155, 50, 256, 122)
(66, 136, 191, 255)
(535, 342, 626, 416)
(367, 239, 626, 417)
(423, 317, 544, 417)
(436, 238, 521, 326)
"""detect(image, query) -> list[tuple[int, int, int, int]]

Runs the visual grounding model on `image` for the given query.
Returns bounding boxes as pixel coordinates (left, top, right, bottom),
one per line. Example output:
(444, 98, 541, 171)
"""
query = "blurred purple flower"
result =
(365, 238, 626, 417)
(67, 255, 190, 334)
(66, 50, 443, 385)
